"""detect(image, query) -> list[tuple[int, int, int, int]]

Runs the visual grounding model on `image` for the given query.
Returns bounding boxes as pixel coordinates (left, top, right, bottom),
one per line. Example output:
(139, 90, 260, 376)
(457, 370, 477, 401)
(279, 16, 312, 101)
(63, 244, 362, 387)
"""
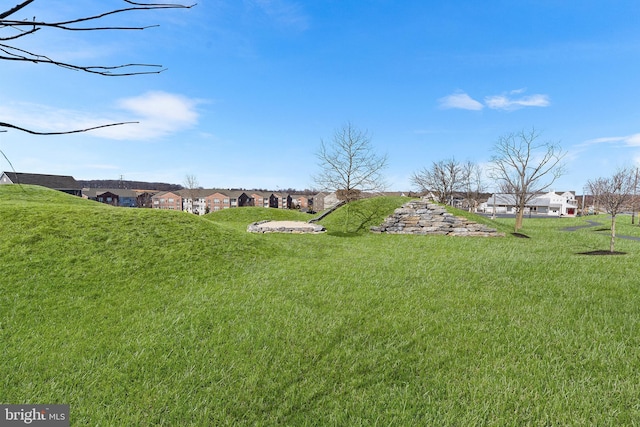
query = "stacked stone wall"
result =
(248, 220, 326, 234)
(371, 198, 504, 237)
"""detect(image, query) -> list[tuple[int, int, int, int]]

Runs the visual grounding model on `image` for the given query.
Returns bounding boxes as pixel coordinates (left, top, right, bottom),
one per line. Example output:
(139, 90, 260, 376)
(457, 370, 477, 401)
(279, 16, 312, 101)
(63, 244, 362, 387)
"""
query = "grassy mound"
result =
(318, 195, 412, 235)
(2, 186, 640, 425)
(0, 183, 98, 207)
(207, 205, 313, 231)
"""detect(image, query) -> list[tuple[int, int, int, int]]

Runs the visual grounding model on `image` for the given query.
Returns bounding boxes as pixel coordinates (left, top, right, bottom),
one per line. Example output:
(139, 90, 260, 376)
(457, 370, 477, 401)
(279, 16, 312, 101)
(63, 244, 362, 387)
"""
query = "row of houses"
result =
(152, 189, 319, 214)
(93, 188, 581, 216)
(0, 171, 343, 214)
(1, 171, 582, 217)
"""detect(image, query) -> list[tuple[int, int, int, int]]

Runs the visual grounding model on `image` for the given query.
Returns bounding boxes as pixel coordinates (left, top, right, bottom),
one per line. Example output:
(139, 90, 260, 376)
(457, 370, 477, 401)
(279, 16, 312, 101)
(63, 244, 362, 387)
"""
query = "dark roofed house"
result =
(82, 188, 139, 207)
(228, 191, 252, 208)
(1, 171, 82, 196)
(96, 191, 119, 206)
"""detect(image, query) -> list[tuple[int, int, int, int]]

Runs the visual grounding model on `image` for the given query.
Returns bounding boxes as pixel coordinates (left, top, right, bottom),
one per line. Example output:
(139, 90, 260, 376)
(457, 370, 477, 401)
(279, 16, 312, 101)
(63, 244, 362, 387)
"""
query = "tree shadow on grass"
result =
(326, 231, 360, 238)
(511, 232, 530, 238)
(577, 250, 626, 256)
(346, 201, 391, 234)
(326, 199, 394, 236)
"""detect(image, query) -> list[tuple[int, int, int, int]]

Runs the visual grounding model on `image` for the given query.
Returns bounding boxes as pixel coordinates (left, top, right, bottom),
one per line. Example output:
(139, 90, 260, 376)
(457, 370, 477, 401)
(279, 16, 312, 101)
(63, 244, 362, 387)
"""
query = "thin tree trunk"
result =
(343, 203, 351, 233)
(610, 215, 616, 252)
(515, 208, 524, 231)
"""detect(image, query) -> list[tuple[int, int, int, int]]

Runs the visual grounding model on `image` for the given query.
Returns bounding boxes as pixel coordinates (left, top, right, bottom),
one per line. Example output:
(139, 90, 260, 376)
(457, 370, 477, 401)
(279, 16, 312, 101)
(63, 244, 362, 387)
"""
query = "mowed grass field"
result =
(2, 185, 640, 425)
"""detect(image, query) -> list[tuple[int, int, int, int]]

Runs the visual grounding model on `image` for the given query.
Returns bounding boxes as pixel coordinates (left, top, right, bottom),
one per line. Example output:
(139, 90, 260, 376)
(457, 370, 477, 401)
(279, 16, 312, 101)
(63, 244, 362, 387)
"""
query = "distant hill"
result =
(78, 180, 183, 191)
(77, 181, 322, 194)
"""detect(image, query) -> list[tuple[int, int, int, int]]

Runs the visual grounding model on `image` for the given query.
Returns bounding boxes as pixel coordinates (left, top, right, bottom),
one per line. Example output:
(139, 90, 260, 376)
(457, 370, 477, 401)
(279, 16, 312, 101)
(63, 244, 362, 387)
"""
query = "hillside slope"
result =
(2, 186, 640, 425)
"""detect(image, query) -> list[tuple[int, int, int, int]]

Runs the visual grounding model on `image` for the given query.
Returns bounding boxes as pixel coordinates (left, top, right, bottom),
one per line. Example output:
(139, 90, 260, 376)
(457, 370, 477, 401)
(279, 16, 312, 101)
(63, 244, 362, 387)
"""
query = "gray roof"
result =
(487, 192, 573, 207)
(83, 188, 138, 198)
(174, 189, 213, 199)
(2, 172, 80, 190)
(486, 193, 537, 205)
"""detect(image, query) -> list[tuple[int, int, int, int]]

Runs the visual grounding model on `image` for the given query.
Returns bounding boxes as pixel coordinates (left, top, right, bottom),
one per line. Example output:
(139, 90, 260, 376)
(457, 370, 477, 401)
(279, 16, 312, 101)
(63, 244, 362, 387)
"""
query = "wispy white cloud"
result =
(250, 0, 309, 31)
(97, 91, 199, 140)
(582, 133, 640, 147)
(438, 91, 484, 111)
(484, 93, 550, 110)
(0, 91, 200, 140)
(439, 88, 550, 111)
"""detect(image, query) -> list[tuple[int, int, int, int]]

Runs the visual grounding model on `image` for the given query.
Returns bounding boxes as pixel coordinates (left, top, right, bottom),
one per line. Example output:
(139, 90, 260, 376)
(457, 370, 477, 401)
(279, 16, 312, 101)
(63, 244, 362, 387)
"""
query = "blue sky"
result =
(2, 0, 640, 192)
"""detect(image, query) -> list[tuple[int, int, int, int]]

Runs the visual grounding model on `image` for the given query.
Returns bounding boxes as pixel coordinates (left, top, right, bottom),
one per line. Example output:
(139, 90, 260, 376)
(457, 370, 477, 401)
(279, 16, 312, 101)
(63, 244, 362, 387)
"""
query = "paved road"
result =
(561, 220, 603, 232)
(560, 218, 640, 241)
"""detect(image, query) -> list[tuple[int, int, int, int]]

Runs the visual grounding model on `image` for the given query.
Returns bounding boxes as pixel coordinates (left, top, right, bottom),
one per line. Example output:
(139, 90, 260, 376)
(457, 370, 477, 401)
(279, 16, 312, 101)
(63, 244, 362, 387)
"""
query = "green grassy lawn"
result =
(2, 186, 640, 425)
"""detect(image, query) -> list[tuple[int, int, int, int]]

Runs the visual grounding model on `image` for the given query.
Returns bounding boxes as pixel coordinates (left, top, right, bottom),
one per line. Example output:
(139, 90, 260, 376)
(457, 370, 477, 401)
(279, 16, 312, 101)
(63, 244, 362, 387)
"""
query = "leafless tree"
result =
(489, 128, 565, 231)
(461, 160, 485, 212)
(182, 174, 200, 214)
(314, 123, 388, 204)
(411, 158, 463, 206)
(0, 0, 194, 135)
(587, 168, 637, 252)
(313, 123, 387, 232)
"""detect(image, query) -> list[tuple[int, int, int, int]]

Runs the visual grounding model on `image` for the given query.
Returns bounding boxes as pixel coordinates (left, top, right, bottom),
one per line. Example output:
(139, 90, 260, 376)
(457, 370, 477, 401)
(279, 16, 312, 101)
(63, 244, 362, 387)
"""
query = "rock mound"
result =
(370, 198, 504, 237)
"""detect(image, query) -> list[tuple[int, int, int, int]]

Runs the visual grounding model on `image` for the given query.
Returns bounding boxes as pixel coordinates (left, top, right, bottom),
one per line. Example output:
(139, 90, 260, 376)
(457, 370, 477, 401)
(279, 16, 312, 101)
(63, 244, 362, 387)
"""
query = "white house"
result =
(482, 191, 578, 217)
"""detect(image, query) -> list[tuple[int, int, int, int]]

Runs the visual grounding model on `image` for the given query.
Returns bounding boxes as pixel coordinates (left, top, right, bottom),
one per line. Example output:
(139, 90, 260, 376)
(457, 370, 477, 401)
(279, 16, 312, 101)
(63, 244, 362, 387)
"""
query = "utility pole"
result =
(491, 193, 496, 219)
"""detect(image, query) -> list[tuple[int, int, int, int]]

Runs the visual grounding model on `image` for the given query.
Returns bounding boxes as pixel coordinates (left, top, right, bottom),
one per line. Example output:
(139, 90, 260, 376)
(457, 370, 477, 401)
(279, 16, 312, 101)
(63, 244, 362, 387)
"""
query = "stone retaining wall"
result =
(247, 220, 326, 234)
(370, 198, 504, 237)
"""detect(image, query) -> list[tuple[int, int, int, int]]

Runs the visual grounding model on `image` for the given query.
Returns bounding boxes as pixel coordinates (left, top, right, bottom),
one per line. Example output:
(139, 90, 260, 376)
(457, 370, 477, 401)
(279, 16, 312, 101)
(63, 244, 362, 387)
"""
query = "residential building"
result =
(134, 191, 156, 208)
(152, 191, 183, 211)
(83, 188, 139, 207)
(151, 189, 254, 214)
(1, 171, 82, 196)
(313, 192, 342, 211)
(291, 194, 311, 210)
(225, 190, 252, 209)
(206, 191, 232, 212)
(482, 191, 578, 216)
(179, 189, 214, 215)
(250, 192, 275, 208)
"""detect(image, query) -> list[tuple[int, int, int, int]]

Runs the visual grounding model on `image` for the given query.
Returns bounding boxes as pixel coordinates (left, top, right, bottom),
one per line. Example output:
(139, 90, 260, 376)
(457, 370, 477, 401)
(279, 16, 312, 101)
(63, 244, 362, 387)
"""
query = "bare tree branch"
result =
(489, 127, 565, 231)
(0, 121, 138, 135)
(587, 168, 637, 252)
(0, 0, 36, 20)
(411, 158, 465, 205)
(461, 160, 485, 212)
(0, 1, 194, 135)
(2, 2, 194, 29)
(0, 1, 194, 74)
(314, 123, 388, 204)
